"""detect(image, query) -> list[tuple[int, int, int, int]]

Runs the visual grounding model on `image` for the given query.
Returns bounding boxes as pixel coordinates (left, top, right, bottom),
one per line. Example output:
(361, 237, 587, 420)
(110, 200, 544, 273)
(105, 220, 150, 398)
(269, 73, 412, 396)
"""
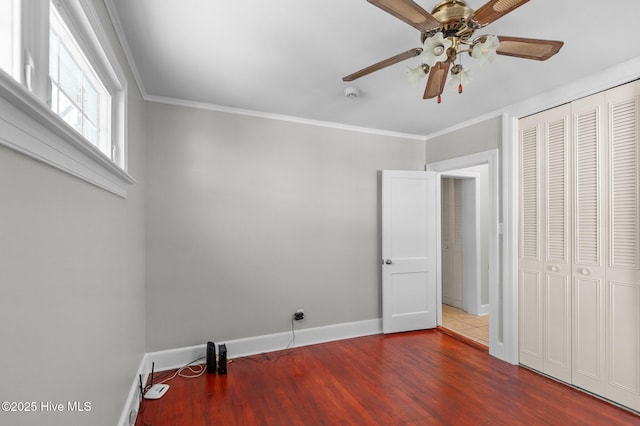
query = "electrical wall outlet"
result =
(294, 309, 304, 321)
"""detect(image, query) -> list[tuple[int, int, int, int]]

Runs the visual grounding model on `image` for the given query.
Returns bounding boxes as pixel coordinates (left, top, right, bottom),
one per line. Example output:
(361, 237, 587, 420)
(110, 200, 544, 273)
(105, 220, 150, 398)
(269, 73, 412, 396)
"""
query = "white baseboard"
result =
(478, 304, 490, 316)
(145, 318, 382, 372)
(117, 357, 147, 426)
(121, 318, 382, 425)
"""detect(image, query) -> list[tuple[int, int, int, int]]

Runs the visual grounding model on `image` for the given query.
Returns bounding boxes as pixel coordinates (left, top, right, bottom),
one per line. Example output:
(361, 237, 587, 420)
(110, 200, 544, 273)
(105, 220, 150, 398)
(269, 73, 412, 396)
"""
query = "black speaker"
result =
(206, 341, 216, 374)
(218, 344, 227, 375)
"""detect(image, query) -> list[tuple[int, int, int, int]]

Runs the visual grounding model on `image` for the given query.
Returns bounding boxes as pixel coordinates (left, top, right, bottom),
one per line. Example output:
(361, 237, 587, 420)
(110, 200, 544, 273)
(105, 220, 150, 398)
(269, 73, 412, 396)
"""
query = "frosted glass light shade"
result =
(406, 65, 427, 84)
(471, 35, 499, 65)
(449, 69, 472, 87)
(419, 32, 451, 66)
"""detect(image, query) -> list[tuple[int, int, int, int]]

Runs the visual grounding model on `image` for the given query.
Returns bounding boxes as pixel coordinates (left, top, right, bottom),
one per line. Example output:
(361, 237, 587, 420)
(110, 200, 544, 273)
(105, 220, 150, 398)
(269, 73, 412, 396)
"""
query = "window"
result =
(49, 4, 111, 157)
(0, 0, 21, 81)
(0, 0, 133, 196)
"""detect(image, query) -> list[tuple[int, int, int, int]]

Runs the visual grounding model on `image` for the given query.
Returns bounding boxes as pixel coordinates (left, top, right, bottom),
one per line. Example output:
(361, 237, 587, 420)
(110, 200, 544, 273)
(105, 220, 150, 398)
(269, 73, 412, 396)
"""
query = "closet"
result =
(519, 80, 640, 411)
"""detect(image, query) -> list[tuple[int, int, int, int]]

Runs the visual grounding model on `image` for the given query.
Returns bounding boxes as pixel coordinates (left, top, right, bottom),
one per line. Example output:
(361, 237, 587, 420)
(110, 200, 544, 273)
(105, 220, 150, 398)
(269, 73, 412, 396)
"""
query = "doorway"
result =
(427, 150, 499, 355)
(440, 169, 489, 346)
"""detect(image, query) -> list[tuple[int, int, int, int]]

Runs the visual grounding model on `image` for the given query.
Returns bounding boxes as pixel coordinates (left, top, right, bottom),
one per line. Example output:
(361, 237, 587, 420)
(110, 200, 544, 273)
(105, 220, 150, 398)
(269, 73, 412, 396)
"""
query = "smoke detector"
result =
(344, 86, 360, 99)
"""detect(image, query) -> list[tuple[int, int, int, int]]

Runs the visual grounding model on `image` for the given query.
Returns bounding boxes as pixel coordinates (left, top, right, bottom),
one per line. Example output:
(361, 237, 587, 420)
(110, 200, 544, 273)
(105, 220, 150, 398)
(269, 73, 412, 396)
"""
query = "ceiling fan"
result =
(343, 0, 564, 102)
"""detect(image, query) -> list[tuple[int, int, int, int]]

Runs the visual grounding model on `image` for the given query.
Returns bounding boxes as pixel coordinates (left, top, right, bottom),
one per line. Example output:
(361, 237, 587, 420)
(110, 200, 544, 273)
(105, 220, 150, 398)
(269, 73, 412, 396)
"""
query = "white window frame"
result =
(0, 0, 134, 197)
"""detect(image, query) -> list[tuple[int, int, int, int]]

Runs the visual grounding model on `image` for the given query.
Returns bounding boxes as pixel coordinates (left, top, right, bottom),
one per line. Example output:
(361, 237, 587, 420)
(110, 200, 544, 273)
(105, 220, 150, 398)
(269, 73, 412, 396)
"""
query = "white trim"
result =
(117, 356, 146, 426)
(146, 95, 427, 141)
(103, 0, 147, 99)
(502, 112, 519, 365)
(478, 303, 490, 316)
(427, 150, 501, 360)
(0, 70, 135, 196)
(143, 318, 382, 374)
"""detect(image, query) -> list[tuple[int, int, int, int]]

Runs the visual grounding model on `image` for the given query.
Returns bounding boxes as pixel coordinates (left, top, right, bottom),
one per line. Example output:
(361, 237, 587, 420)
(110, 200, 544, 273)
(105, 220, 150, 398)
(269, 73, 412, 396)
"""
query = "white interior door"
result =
(381, 170, 437, 334)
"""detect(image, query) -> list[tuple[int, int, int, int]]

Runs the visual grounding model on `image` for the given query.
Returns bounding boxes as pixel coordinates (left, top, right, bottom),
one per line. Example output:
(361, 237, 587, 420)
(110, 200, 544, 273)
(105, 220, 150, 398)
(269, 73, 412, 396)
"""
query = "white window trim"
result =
(0, 0, 134, 197)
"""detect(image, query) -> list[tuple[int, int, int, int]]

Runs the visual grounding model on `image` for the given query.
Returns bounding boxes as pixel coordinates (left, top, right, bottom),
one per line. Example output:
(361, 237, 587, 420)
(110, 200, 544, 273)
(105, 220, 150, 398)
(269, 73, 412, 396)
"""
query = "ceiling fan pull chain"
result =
(457, 57, 463, 94)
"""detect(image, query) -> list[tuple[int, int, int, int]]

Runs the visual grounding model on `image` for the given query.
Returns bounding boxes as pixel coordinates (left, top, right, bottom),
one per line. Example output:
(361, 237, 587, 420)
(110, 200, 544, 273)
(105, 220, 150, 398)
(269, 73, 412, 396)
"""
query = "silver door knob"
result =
(581, 268, 591, 275)
(385, 259, 393, 265)
(551, 265, 560, 272)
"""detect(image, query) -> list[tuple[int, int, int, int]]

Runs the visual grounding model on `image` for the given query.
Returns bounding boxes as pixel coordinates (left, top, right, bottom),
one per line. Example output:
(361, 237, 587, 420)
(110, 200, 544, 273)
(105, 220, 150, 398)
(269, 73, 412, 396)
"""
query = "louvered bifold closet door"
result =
(519, 116, 544, 371)
(604, 81, 640, 412)
(520, 80, 640, 411)
(543, 107, 572, 383)
(519, 105, 571, 380)
(571, 93, 607, 395)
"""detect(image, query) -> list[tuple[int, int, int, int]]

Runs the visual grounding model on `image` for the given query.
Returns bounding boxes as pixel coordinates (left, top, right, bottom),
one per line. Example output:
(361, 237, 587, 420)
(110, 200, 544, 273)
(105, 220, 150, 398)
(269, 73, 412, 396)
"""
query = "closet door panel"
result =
(545, 117, 570, 267)
(519, 119, 543, 370)
(572, 93, 607, 394)
(605, 81, 640, 411)
(520, 270, 543, 369)
(574, 104, 603, 268)
(607, 280, 640, 411)
(542, 110, 571, 381)
(573, 277, 605, 394)
(608, 90, 639, 271)
(544, 272, 571, 382)
(520, 123, 541, 263)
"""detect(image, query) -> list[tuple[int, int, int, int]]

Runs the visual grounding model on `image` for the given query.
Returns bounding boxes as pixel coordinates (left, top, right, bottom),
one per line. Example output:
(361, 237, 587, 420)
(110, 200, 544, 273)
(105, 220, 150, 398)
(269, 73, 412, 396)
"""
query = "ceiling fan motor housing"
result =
(422, 0, 475, 42)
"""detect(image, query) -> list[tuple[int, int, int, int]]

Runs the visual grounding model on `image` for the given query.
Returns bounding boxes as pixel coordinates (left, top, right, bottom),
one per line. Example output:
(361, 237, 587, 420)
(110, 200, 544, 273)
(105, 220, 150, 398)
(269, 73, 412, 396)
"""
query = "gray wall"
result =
(145, 103, 425, 351)
(0, 2, 146, 425)
(425, 116, 501, 163)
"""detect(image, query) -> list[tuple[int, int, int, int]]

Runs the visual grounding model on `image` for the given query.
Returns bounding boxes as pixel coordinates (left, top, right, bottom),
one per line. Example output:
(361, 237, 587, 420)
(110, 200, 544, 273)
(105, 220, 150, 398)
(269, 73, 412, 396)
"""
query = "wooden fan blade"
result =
(496, 36, 564, 61)
(423, 61, 449, 99)
(343, 48, 422, 82)
(367, 0, 442, 32)
(470, 0, 530, 26)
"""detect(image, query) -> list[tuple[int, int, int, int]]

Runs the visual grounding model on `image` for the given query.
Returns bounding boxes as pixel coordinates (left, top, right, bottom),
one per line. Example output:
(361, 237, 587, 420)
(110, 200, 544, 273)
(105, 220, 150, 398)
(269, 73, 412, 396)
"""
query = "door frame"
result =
(427, 149, 500, 357)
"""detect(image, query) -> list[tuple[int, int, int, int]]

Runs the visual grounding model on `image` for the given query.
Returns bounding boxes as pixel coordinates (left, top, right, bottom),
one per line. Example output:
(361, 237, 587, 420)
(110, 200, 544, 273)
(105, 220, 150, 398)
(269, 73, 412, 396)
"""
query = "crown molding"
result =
(103, 0, 148, 99)
(145, 94, 427, 141)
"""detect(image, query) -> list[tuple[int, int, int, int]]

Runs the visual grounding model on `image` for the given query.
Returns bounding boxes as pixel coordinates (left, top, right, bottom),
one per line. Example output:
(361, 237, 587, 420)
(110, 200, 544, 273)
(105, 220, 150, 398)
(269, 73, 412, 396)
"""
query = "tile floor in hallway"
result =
(442, 304, 489, 346)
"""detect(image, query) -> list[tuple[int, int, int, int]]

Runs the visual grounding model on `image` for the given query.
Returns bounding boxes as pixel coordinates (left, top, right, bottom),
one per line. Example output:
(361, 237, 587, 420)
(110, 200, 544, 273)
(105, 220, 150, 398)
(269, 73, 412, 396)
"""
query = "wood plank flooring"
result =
(136, 330, 638, 425)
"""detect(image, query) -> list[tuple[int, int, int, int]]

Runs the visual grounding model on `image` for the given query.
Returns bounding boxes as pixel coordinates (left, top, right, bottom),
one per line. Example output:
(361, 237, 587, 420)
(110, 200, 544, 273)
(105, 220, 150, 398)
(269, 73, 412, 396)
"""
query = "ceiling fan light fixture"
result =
(449, 67, 472, 89)
(406, 64, 429, 84)
(471, 35, 500, 65)
(419, 32, 452, 66)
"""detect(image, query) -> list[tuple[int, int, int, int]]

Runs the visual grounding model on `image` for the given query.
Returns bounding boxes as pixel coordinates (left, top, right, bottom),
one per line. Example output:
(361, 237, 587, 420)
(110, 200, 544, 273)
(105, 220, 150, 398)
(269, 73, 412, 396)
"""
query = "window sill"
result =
(0, 70, 135, 197)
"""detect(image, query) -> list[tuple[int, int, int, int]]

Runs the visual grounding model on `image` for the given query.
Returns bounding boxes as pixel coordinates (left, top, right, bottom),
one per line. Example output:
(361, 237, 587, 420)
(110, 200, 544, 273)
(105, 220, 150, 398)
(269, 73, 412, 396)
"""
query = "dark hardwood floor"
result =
(136, 330, 639, 425)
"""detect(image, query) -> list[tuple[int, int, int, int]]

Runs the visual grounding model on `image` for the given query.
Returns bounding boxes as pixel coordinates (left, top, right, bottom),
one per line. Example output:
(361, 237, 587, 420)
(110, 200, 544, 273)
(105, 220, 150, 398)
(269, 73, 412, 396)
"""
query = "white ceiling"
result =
(106, 0, 640, 136)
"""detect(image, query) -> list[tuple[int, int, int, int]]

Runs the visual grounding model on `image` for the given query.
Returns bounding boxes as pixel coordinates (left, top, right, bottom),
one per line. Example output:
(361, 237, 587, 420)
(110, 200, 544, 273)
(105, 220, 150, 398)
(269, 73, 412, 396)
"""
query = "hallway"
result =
(442, 304, 489, 346)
